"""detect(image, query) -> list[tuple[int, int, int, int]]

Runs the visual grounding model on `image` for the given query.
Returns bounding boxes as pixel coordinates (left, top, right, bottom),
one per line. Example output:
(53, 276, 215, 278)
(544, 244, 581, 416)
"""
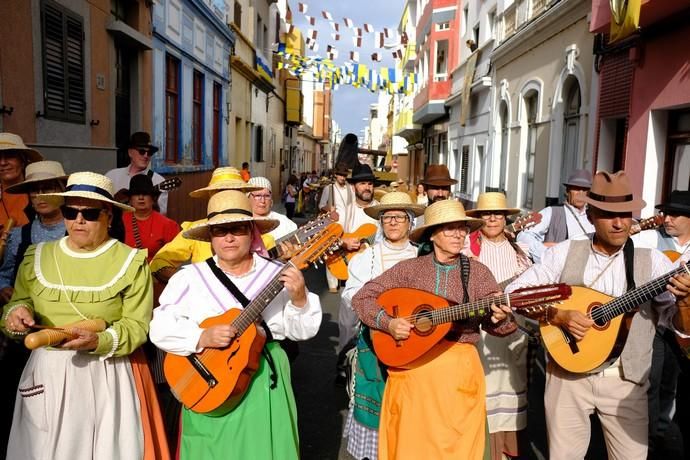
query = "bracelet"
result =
(375, 309, 387, 330)
(3, 304, 31, 336)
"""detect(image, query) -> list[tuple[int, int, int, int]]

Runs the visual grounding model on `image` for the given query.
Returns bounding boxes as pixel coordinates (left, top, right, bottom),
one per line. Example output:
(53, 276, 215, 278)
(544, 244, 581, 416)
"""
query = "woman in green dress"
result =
(1, 172, 163, 460)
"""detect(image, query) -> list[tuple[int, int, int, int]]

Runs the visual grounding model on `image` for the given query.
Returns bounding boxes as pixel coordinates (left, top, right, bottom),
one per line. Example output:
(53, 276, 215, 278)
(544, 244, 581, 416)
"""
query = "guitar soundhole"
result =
(412, 306, 434, 336)
(588, 303, 608, 330)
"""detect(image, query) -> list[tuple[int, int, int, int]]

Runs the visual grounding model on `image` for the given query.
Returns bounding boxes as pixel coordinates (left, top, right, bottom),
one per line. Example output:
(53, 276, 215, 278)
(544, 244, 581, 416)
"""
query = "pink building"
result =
(590, 0, 690, 213)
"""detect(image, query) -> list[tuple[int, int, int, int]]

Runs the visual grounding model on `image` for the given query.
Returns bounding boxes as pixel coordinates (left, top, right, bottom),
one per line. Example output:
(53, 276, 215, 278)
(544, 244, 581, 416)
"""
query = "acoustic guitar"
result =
(113, 176, 182, 205)
(540, 260, 690, 373)
(628, 214, 681, 261)
(163, 223, 342, 415)
(505, 211, 542, 235)
(325, 223, 378, 280)
(371, 284, 572, 368)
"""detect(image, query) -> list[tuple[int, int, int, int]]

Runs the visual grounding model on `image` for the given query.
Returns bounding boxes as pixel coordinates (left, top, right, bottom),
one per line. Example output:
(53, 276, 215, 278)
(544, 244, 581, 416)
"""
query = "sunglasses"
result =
(209, 223, 252, 237)
(136, 148, 155, 157)
(60, 205, 105, 221)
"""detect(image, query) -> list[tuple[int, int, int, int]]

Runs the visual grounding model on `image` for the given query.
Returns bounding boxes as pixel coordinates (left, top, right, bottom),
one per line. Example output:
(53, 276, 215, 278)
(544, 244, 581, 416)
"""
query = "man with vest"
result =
(517, 169, 594, 263)
(635, 190, 690, 454)
(106, 131, 169, 215)
(506, 171, 690, 459)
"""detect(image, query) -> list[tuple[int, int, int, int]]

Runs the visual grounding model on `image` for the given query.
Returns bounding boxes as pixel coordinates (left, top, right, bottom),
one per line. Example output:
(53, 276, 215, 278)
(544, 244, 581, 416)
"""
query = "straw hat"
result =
(410, 199, 484, 243)
(582, 170, 646, 213)
(465, 192, 521, 217)
(421, 164, 457, 187)
(0, 133, 44, 163)
(248, 176, 272, 192)
(373, 185, 389, 202)
(5, 160, 67, 194)
(39, 171, 134, 211)
(190, 166, 262, 198)
(183, 190, 279, 242)
(364, 191, 425, 219)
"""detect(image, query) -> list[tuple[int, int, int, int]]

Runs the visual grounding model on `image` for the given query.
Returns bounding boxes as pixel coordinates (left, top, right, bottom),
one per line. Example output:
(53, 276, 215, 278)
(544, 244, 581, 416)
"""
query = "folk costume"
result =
(352, 200, 516, 460)
(149, 191, 322, 460)
(465, 193, 532, 460)
(506, 172, 687, 460)
(1, 172, 166, 460)
(341, 192, 423, 460)
(0, 133, 45, 228)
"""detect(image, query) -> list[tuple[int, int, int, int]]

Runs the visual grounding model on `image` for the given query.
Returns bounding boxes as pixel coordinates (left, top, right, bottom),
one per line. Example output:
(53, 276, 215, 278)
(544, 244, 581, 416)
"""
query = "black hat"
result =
(128, 131, 159, 154)
(333, 162, 350, 176)
(655, 190, 690, 216)
(125, 174, 160, 197)
(347, 163, 376, 183)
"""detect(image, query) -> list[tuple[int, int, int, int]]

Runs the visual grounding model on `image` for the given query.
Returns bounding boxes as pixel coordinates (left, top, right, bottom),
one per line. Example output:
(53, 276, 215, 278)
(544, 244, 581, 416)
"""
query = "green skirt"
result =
(179, 342, 299, 459)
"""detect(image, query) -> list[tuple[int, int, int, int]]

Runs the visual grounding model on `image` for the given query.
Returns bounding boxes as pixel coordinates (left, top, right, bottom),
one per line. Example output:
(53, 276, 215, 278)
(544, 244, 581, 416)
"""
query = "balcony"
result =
(394, 108, 421, 141)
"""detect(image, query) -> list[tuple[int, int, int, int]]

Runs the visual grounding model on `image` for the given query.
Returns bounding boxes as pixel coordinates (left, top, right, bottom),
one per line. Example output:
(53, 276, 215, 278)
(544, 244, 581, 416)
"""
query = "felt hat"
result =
(465, 192, 521, 217)
(347, 163, 376, 183)
(183, 190, 279, 242)
(655, 190, 690, 217)
(409, 199, 484, 243)
(582, 170, 646, 213)
(124, 174, 160, 197)
(190, 167, 262, 198)
(420, 164, 457, 187)
(333, 163, 350, 176)
(0, 132, 44, 163)
(4, 160, 67, 194)
(39, 171, 134, 211)
(563, 169, 593, 189)
(128, 131, 159, 154)
(364, 191, 425, 219)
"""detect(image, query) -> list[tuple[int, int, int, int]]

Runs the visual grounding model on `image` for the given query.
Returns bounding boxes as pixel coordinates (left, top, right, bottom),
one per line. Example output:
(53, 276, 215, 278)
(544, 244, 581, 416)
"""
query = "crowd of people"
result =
(0, 129, 689, 460)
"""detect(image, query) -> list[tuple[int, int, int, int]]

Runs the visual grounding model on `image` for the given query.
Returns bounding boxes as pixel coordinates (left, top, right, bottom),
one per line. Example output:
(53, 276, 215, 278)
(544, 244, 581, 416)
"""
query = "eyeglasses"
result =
(136, 149, 155, 157)
(249, 193, 272, 201)
(381, 214, 409, 224)
(440, 224, 470, 237)
(479, 212, 506, 220)
(60, 205, 105, 221)
(209, 223, 252, 237)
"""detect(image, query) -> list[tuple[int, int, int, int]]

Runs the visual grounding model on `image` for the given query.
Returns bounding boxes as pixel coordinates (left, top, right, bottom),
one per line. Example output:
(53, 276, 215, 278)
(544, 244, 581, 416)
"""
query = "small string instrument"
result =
(24, 318, 107, 350)
(325, 223, 378, 280)
(628, 214, 680, 261)
(505, 212, 542, 235)
(164, 223, 342, 415)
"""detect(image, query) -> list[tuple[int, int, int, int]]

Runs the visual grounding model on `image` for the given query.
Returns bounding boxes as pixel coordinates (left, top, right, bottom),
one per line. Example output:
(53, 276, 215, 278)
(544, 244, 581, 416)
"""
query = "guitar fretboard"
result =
(594, 261, 690, 325)
(430, 294, 508, 325)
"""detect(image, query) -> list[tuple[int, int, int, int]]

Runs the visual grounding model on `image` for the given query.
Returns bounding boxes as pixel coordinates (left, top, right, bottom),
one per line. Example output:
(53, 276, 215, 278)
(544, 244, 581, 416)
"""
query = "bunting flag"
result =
(364, 24, 374, 33)
(307, 29, 318, 40)
(375, 32, 385, 48)
(321, 11, 333, 21)
(384, 28, 391, 38)
(343, 17, 354, 28)
(355, 27, 363, 37)
(298, 2, 307, 13)
(401, 32, 409, 45)
(371, 53, 382, 62)
(330, 22, 340, 32)
(353, 36, 362, 47)
(350, 51, 360, 62)
(331, 33, 340, 41)
(304, 15, 316, 25)
(392, 49, 403, 60)
(609, 0, 641, 43)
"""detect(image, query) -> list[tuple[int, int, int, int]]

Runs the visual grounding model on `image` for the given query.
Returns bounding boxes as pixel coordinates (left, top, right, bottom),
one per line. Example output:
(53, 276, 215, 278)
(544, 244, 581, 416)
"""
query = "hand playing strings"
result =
(388, 317, 414, 341)
(199, 324, 238, 349)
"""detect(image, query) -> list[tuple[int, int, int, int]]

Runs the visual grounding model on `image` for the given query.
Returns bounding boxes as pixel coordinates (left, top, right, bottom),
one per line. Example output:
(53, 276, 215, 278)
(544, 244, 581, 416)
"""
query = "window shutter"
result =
(65, 13, 85, 122)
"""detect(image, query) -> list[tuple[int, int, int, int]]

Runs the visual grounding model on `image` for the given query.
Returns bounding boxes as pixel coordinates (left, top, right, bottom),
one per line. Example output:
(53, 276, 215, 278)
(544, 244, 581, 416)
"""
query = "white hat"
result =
(5, 160, 68, 194)
(190, 166, 262, 198)
(0, 132, 44, 163)
(248, 176, 272, 192)
(40, 171, 134, 211)
(410, 199, 484, 243)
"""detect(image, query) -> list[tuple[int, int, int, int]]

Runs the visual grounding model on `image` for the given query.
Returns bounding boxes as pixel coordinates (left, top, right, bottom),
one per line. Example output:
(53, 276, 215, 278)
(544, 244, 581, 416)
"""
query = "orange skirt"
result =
(378, 341, 486, 460)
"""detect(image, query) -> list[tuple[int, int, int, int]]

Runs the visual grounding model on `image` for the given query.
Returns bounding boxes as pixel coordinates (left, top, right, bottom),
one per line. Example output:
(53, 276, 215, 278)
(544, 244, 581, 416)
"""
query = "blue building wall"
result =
(151, 0, 234, 174)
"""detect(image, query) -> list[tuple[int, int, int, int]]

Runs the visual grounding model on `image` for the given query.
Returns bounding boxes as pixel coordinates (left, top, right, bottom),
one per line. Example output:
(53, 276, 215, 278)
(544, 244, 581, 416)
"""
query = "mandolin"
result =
(540, 260, 690, 373)
(164, 223, 342, 415)
(505, 211, 542, 235)
(325, 223, 378, 280)
(266, 212, 340, 259)
(371, 284, 572, 368)
(628, 214, 680, 261)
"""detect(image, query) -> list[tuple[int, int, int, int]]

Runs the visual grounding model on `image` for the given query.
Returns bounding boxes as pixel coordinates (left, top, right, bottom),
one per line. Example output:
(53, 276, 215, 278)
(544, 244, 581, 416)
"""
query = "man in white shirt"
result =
(340, 163, 379, 252)
(106, 132, 168, 215)
(506, 171, 690, 460)
(517, 169, 594, 263)
(247, 176, 298, 244)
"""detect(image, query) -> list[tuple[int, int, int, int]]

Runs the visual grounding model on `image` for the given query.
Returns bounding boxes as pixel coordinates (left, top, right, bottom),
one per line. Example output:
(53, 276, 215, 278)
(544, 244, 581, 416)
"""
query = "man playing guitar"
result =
(506, 171, 690, 459)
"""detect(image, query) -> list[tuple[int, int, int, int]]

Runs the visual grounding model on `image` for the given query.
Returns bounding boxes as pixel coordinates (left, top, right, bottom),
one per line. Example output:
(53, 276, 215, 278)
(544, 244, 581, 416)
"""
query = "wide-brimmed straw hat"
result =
(5, 160, 67, 194)
(183, 190, 280, 242)
(373, 185, 389, 202)
(421, 164, 457, 187)
(563, 169, 592, 189)
(410, 199, 484, 243)
(190, 167, 262, 198)
(656, 190, 690, 217)
(0, 132, 44, 163)
(465, 192, 521, 217)
(39, 171, 134, 211)
(364, 191, 425, 219)
(582, 170, 646, 213)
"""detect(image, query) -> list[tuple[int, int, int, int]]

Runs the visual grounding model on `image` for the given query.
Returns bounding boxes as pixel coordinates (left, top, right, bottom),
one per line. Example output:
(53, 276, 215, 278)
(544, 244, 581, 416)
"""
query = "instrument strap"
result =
(622, 238, 636, 291)
(130, 214, 144, 250)
(565, 203, 589, 236)
(204, 257, 278, 389)
(459, 254, 470, 304)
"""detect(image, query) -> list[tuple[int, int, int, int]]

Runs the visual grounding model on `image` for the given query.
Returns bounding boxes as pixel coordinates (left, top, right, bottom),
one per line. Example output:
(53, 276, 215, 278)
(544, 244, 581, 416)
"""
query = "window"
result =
(254, 125, 264, 162)
(435, 40, 448, 80)
(256, 15, 263, 51)
(192, 71, 204, 164)
(233, 1, 242, 28)
(523, 92, 538, 208)
(462, 5, 469, 36)
(41, 0, 85, 123)
(165, 54, 180, 162)
(212, 82, 221, 167)
(473, 24, 480, 47)
(436, 22, 450, 31)
(461, 145, 470, 193)
(664, 109, 690, 195)
(488, 10, 497, 39)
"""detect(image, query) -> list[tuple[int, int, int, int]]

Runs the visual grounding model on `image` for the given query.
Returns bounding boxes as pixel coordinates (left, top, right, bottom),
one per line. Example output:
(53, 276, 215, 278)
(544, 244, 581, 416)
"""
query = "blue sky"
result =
(289, 0, 403, 142)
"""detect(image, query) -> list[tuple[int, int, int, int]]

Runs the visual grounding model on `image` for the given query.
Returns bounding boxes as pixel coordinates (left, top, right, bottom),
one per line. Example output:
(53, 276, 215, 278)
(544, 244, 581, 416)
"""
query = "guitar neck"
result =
(231, 262, 292, 335)
(598, 262, 690, 321)
(430, 293, 509, 325)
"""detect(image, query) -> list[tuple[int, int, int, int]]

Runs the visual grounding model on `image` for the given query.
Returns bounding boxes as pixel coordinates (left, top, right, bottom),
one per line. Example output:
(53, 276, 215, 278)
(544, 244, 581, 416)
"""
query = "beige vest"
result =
(560, 240, 655, 384)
